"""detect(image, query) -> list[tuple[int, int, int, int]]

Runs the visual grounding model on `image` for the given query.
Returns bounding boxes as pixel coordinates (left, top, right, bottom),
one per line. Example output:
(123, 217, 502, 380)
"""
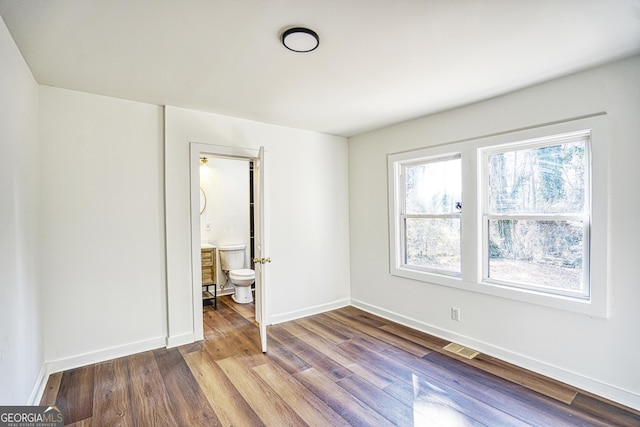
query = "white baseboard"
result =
(45, 336, 166, 376)
(28, 365, 49, 405)
(269, 298, 350, 325)
(166, 332, 196, 348)
(351, 298, 640, 411)
(31, 336, 166, 405)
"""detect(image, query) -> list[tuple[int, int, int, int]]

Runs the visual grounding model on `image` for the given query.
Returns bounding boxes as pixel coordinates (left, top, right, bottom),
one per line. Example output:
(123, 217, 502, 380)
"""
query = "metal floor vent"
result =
(443, 342, 480, 360)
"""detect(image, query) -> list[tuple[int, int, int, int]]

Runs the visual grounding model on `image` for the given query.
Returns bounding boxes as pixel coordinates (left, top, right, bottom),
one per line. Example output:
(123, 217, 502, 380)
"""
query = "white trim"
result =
(45, 336, 166, 376)
(269, 298, 350, 325)
(28, 365, 49, 405)
(350, 298, 640, 411)
(388, 114, 609, 317)
(30, 336, 165, 404)
(166, 332, 196, 348)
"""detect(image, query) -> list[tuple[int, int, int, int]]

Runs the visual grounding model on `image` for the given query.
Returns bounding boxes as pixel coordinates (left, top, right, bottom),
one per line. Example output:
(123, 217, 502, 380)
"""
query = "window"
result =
(388, 115, 608, 316)
(402, 156, 462, 276)
(482, 133, 590, 299)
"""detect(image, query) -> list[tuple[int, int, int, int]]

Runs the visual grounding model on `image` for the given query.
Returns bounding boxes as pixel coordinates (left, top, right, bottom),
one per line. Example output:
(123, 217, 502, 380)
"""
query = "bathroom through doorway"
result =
(189, 143, 268, 352)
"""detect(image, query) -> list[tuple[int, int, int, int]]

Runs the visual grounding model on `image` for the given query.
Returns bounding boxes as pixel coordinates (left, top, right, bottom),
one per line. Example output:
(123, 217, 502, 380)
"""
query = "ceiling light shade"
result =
(282, 27, 319, 53)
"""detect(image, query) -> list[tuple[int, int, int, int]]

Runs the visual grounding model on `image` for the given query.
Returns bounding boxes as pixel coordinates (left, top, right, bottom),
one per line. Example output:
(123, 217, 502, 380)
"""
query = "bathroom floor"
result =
(204, 293, 255, 324)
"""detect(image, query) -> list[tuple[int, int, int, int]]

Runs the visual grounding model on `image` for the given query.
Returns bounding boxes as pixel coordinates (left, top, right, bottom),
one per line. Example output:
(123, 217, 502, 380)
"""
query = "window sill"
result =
(391, 267, 608, 318)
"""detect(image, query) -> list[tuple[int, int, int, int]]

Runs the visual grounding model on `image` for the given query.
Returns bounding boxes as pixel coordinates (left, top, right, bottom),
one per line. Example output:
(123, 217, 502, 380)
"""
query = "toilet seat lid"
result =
(230, 268, 254, 278)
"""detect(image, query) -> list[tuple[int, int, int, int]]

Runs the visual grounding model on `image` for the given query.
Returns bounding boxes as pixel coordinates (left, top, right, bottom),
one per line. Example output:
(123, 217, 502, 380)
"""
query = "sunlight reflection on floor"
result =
(412, 374, 473, 426)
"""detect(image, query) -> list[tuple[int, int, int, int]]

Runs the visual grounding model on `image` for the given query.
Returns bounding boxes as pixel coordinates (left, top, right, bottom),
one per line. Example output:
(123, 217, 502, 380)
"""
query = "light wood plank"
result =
(268, 324, 351, 380)
(293, 316, 350, 344)
(184, 350, 263, 426)
(65, 418, 92, 427)
(294, 367, 397, 427)
(294, 327, 396, 389)
(216, 356, 307, 426)
(253, 361, 351, 426)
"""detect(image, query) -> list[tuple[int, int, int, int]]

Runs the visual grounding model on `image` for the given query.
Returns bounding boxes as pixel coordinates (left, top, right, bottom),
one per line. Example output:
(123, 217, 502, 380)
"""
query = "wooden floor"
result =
(41, 296, 639, 426)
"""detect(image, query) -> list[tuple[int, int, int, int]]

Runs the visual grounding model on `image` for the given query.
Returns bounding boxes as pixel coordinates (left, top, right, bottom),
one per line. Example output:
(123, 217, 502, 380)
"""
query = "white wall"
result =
(200, 156, 251, 290)
(348, 55, 640, 409)
(165, 106, 351, 344)
(38, 87, 166, 370)
(0, 16, 42, 404)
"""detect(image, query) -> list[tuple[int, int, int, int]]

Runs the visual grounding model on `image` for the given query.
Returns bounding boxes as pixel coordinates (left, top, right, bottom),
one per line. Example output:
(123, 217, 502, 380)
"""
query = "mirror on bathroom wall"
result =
(200, 187, 206, 214)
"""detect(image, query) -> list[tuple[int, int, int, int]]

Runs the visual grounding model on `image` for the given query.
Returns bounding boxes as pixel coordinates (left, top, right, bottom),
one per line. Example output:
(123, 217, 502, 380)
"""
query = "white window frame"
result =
(388, 115, 609, 317)
(480, 131, 591, 299)
(399, 154, 462, 277)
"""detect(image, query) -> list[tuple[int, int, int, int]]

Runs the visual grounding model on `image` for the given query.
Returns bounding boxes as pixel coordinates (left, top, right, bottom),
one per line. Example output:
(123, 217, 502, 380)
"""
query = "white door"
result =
(253, 146, 269, 352)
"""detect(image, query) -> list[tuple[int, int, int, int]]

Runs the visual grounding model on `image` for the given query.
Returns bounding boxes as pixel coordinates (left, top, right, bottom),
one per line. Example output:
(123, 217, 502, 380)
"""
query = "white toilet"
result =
(218, 244, 255, 304)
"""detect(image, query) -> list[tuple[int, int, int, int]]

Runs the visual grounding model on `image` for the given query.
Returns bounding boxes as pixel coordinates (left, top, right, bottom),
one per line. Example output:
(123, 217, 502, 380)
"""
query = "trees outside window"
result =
(402, 156, 461, 275)
(483, 137, 589, 298)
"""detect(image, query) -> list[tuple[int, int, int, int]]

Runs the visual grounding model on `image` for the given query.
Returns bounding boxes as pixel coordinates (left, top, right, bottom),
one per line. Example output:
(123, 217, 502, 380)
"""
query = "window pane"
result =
(405, 218, 460, 274)
(405, 157, 461, 215)
(488, 141, 585, 214)
(488, 219, 584, 294)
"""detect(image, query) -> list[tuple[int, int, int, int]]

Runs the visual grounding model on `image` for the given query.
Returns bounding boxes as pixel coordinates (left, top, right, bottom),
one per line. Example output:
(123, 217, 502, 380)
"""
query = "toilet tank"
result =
(218, 244, 246, 271)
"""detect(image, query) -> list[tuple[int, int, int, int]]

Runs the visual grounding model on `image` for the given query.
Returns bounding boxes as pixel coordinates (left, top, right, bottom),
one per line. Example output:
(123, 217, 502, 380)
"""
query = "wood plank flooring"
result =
(41, 296, 640, 426)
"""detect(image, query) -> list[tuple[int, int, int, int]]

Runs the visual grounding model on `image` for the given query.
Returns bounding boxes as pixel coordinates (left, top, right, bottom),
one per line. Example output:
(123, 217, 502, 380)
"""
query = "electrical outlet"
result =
(451, 307, 461, 321)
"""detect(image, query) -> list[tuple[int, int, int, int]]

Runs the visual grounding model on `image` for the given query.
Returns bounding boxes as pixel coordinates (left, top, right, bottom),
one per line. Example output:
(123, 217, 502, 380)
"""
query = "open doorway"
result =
(189, 142, 268, 351)
(199, 155, 253, 305)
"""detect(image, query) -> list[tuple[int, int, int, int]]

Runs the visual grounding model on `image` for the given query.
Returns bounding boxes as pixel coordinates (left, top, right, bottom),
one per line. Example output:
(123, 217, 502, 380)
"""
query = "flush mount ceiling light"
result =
(282, 27, 319, 53)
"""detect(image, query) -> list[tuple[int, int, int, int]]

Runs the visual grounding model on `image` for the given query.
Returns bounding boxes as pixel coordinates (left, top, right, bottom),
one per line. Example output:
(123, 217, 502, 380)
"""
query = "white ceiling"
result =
(1, 1, 639, 137)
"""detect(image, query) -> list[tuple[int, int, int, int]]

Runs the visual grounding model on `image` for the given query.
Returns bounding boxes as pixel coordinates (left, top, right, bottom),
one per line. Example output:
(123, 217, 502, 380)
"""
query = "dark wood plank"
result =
(338, 338, 415, 384)
(153, 348, 220, 426)
(470, 353, 577, 404)
(384, 376, 528, 427)
(263, 329, 312, 374)
(326, 309, 431, 356)
(382, 316, 580, 406)
(379, 321, 451, 351)
(421, 351, 614, 427)
(571, 393, 640, 427)
(92, 357, 134, 426)
(127, 350, 179, 426)
(336, 373, 415, 426)
(269, 323, 352, 380)
(39, 371, 62, 406)
(56, 365, 94, 425)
